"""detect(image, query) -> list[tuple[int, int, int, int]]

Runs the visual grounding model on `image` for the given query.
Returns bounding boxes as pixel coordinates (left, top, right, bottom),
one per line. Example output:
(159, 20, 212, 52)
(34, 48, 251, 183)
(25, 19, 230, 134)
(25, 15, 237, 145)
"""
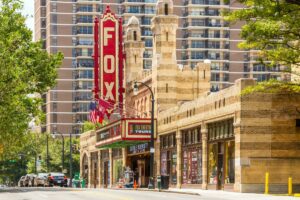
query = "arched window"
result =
(164, 4, 168, 15)
(133, 31, 137, 41)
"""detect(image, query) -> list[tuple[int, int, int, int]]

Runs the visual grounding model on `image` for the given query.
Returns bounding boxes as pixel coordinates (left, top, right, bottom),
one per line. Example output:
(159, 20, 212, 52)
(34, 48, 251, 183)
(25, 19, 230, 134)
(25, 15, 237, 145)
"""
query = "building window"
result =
(164, 4, 168, 15)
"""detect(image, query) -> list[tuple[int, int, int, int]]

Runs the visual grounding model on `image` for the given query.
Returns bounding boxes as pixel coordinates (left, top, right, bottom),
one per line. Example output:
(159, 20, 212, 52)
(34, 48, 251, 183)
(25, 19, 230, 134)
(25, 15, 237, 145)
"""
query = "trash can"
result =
(81, 179, 86, 188)
(157, 175, 161, 190)
(161, 175, 169, 189)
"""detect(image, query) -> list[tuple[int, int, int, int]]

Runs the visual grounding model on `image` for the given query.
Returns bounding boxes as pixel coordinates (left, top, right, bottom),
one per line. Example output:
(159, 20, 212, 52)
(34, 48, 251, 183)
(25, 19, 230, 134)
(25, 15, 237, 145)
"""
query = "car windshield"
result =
(50, 173, 64, 177)
(38, 173, 48, 178)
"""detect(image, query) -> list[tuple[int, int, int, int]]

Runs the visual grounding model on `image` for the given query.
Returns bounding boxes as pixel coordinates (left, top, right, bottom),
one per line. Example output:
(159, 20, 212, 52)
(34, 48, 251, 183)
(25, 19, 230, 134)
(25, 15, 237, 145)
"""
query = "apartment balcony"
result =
(76, 0, 101, 4)
(76, 41, 93, 46)
(77, 63, 94, 68)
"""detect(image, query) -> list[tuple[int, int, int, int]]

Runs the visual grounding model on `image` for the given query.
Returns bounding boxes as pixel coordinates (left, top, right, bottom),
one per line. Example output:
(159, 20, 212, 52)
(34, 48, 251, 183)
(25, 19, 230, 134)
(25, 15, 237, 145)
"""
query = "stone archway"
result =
(82, 153, 89, 187)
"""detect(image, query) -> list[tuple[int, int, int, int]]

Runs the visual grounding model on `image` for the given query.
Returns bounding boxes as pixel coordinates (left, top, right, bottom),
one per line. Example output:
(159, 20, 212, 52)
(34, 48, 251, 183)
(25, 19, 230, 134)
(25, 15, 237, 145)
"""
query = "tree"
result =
(82, 120, 108, 132)
(225, 0, 300, 67)
(0, 0, 63, 158)
(224, 0, 300, 93)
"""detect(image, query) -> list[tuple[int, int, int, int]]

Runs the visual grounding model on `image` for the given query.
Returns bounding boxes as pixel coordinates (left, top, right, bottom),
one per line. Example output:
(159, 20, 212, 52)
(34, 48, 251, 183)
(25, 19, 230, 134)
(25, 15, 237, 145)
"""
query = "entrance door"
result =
(94, 162, 97, 188)
(217, 143, 224, 190)
(104, 161, 109, 188)
(137, 160, 145, 187)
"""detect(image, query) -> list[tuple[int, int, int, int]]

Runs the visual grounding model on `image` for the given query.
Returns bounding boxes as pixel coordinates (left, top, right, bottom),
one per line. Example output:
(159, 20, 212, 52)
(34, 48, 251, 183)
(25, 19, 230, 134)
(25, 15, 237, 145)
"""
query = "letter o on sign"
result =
(104, 55, 115, 74)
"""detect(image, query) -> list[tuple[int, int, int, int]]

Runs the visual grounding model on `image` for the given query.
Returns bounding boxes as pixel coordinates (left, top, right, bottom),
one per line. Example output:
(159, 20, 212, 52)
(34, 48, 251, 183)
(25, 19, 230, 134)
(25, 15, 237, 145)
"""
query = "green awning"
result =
(97, 140, 148, 149)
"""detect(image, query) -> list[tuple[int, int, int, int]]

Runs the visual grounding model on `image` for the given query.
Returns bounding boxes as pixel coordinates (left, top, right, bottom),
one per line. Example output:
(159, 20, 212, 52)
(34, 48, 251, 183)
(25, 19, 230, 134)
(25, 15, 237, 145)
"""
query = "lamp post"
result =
(46, 134, 49, 173)
(133, 81, 155, 189)
(53, 132, 65, 173)
(69, 132, 73, 187)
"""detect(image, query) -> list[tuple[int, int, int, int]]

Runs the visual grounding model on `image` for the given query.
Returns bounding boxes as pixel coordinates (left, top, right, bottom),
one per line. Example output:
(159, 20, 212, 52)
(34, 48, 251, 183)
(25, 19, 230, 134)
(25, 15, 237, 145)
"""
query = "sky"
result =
(21, 1, 35, 38)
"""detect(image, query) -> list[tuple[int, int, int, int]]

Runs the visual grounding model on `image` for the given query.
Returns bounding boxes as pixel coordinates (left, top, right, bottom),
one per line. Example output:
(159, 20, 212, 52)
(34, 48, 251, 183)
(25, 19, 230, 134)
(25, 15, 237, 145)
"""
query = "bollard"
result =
(288, 177, 293, 196)
(157, 175, 161, 191)
(264, 172, 269, 195)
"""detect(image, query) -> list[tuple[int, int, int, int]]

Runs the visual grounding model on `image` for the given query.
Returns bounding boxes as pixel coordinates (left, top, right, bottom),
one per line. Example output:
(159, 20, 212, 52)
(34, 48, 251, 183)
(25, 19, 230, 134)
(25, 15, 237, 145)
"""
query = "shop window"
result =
(182, 149, 202, 184)
(208, 119, 234, 141)
(225, 141, 235, 184)
(113, 159, 123, 184)
(208, 143, 218, 184)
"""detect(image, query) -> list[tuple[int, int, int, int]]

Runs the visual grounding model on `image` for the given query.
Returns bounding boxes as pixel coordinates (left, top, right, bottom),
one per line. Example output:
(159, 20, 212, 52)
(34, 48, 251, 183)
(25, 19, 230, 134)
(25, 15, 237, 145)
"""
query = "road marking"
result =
(38, 194, 48, 198)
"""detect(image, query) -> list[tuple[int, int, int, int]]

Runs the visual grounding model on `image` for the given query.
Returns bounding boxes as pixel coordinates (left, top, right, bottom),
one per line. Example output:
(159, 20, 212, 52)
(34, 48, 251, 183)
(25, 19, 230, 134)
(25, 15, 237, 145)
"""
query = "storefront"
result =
(112, 149, 123, 185)
(94, 119, 156, 188)
(181, 127, 202, 186)
(100, 149, 110, 188)
(127, 142, 150, 187)
(160, 133, 177, 186)
(207, 119, 235, 190)
(91, 152, 99, 188)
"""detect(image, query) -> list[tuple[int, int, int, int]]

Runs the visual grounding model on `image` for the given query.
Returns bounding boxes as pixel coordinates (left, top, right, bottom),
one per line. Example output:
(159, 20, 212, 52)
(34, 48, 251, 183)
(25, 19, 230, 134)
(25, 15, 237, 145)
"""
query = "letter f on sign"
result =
(104, 27, 114, 46)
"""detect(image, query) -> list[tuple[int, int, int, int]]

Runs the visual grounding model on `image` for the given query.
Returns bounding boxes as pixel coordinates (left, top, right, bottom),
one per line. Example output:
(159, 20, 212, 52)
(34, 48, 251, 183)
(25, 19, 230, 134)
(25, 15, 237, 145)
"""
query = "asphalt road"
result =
(0, 187, 293, 200)
(0, 187, 201, 200)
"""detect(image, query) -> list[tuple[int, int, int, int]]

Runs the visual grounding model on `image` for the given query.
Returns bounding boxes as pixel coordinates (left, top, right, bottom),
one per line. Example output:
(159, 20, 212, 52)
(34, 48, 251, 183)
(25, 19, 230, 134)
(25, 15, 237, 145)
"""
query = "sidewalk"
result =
(167, 188, 297, 200)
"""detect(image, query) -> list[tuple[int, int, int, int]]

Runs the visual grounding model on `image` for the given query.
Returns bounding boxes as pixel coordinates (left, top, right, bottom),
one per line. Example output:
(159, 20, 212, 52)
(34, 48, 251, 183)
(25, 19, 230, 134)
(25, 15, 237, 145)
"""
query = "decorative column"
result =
(79, 150, 83, 179)
(201, 124, 208, 190)
(109, 148, 113, 188)
(122, 148, 127, 168)
(233, 121, 242, 192)
(155, 137, 161, 177)
(98, 150, 102, 188)
(176, 130, 182, 188)
(88, 154, 92, 188)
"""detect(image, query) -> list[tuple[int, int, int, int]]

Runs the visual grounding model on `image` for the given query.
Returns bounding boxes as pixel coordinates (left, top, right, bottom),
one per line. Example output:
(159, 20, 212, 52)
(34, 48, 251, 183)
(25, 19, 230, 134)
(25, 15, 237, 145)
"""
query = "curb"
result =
(107, 187, 200, 196)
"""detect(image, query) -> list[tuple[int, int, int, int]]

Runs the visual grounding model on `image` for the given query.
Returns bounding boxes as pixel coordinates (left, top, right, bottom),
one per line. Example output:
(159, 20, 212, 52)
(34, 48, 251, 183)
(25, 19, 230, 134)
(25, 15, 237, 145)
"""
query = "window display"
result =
(113, 159, 123, 184)
(208, 143, 218, 184)
(225, 141, 235, 184)
(171, 152, 177, 184)
(182, 149, 202, 184)
(161, 152, 167, 176)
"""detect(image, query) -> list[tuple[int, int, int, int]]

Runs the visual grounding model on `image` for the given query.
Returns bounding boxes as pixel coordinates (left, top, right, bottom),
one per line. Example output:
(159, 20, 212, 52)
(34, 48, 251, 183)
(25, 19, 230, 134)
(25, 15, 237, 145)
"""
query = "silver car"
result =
(34, 173, 49, 187)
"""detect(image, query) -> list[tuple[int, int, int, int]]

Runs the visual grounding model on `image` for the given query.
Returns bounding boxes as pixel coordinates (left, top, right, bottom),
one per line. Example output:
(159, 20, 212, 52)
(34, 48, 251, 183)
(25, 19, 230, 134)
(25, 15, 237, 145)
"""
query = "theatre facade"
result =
(80, 0, 300, 193)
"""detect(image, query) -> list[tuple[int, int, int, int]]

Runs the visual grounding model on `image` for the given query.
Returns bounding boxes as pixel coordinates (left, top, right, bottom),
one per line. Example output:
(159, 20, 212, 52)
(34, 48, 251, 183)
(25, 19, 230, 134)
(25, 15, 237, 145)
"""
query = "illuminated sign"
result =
(128, 123, 151, 135)
(100, 8, 120, 103)
(128, 143, 150, 154)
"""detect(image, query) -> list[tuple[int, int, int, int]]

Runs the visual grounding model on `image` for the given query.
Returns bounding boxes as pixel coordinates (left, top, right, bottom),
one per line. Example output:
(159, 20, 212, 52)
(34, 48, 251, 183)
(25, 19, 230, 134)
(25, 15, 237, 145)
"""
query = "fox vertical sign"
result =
(100, 6, 121, 104)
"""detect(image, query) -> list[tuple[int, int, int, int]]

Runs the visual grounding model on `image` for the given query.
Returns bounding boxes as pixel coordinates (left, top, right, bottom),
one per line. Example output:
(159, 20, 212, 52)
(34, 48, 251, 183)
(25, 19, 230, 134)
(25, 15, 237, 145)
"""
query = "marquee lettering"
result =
(104, 27, 114, 46)
(104, 55, 115, 73)
(105, 82, 115, 101)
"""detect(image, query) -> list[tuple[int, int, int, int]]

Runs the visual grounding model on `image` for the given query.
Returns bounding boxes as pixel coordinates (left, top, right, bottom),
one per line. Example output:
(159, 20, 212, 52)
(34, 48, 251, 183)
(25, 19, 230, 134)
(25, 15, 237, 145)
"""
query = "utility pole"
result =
(69, 132, 73, 187)
(46, 134, 49, 172)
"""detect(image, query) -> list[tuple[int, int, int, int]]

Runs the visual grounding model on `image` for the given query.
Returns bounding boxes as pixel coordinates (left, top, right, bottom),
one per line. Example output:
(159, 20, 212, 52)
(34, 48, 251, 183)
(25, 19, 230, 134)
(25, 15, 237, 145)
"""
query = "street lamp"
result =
(52, 132, 65, 173)
(133, 81, 155, 189)
(69, 132, 73, 187)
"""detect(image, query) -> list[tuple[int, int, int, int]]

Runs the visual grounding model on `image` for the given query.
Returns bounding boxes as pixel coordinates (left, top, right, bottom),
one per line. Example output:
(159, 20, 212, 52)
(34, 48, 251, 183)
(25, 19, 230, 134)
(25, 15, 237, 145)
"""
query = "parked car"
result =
(24, 174, 36, 187)
(34, 173, 49, 187)
(48, 173, 67, 187)
(18, 176, 26, 187)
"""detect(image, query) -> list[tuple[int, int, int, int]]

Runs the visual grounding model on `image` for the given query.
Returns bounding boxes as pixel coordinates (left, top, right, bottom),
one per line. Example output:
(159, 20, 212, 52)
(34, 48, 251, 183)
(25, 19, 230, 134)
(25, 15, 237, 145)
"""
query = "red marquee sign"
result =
(100, 7, 122, 104)
(91, 6, 124, 122)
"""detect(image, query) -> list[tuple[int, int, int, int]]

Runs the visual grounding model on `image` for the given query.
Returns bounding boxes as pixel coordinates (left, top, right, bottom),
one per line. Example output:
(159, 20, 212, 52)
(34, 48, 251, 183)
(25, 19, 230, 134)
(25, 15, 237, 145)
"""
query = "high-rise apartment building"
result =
(34, 0, 285, 135)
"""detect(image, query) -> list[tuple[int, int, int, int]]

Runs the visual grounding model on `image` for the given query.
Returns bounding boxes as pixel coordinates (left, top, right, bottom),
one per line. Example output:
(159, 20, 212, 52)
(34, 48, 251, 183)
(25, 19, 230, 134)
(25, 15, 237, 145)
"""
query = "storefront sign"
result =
(128, 143, 149, 154)
(128, 123, 151, 135)
(98, 123, 121, 142)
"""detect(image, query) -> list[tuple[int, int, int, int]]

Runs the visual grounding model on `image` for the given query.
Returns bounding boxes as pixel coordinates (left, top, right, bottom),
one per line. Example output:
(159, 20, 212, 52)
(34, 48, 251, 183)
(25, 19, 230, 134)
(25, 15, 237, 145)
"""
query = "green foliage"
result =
(83, 120, 109, 132)
(0, 0, 63, 158)
(241, 79, 300, 96)
(0, 132, 81, 184)
(224, 0, 300, 67)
